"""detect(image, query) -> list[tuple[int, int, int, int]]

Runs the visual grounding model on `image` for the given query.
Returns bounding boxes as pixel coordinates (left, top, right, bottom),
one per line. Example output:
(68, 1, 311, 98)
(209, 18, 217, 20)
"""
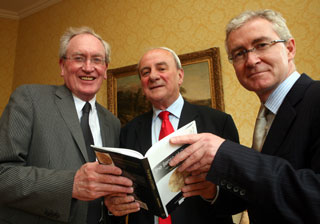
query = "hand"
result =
(169, 133, 225, 172)
(182, 171, 217, 199)
(72, 161, 133, 201)
(104, 193, 140, 216)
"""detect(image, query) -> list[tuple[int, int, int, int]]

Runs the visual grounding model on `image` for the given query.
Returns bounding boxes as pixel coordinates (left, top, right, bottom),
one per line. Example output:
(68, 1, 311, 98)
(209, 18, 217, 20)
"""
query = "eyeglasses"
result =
(228, 40, 286, 64)
(63, 55, 106, 67)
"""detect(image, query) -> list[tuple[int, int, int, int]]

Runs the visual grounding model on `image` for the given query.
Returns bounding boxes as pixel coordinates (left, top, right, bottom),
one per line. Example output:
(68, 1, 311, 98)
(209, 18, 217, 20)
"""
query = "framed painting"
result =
(107, 47, 224, 126)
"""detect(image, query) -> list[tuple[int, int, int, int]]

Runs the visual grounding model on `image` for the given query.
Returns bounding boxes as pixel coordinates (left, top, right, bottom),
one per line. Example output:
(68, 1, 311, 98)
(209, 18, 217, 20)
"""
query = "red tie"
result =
(159, 111, 174, 140)
(158, 111, 174, 224)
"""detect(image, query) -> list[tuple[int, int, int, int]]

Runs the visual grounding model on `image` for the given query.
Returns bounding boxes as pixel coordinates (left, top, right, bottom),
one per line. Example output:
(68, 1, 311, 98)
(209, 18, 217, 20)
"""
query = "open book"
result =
(92, 120, 197, 218)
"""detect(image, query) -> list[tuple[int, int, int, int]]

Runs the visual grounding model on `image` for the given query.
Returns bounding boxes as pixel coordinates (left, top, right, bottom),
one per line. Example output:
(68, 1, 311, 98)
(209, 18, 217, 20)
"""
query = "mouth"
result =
(80, 76, 96, 81)
(248, 70, 267, 78)
(149, 85, 164, 90)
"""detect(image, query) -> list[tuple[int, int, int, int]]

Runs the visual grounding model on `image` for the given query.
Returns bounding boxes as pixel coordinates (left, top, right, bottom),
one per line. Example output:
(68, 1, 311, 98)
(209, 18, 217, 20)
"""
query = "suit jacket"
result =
(207, 74, 320, 223)
(0, 84, 120, 224)
(120, 100, 239, 224)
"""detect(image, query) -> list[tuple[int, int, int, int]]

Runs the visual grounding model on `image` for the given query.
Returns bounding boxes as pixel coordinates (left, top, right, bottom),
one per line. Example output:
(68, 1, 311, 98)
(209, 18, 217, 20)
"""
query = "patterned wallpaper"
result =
(2, 0, 320, 147)
(0, 18, 18, 113)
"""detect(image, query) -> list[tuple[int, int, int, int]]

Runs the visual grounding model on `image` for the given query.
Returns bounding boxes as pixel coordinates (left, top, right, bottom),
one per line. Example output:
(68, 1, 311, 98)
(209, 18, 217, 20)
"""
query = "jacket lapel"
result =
(179, 101, 200, 130)
(55, 85, 88, 161)
(137, 111, 153, 155)
(262, 74, 313, 155)
(96, 104, 110, 147)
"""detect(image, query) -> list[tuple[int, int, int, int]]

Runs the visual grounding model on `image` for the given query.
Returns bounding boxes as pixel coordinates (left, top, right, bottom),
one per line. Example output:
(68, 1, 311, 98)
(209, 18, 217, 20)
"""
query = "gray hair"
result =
(137, 47, 182, 74)
(59, 26, 111, 63)
(225, 9, 293, 54)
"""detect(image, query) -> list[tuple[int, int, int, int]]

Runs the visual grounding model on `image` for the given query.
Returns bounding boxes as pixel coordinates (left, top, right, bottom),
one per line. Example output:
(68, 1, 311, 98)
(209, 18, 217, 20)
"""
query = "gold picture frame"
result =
(107, 47, 224, 126)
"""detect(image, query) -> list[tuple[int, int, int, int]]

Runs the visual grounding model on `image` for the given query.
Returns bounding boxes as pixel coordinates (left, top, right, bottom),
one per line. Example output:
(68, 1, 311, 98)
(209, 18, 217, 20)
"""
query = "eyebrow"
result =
(230, 36, 272, 53)
(140, 61, 168, 72)
(70, 52, 104, 57)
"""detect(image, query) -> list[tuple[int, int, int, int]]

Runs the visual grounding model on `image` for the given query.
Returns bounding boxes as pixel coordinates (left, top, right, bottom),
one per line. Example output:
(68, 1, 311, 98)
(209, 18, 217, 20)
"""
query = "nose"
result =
(82, 59, 95, 73)
(245, 51, 261, 67)
(149, 70, 160, 82)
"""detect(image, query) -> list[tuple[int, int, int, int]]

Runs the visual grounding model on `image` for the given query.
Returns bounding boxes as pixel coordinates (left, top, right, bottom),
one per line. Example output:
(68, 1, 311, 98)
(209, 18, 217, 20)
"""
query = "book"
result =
(92, 120, 197, 218)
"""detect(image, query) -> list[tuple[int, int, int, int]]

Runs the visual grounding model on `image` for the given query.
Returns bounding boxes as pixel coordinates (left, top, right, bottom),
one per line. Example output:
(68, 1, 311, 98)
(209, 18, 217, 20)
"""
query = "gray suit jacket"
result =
(0, 85, 120, 223)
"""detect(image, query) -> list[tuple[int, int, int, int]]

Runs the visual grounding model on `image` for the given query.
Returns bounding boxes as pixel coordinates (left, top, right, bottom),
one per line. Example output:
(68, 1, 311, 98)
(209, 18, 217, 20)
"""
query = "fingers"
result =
(105, 194, 140, 216)
(72, 162, 134, 201)
(169, 133, 224, 172)
(182, 180, 216, 199)
(169, 134, 201, 167)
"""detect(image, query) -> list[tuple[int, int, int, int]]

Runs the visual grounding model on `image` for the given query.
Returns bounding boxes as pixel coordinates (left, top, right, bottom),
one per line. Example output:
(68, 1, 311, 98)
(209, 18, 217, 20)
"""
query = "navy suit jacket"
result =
(120, 100, 240, 224)
(207, 74, 320, 223)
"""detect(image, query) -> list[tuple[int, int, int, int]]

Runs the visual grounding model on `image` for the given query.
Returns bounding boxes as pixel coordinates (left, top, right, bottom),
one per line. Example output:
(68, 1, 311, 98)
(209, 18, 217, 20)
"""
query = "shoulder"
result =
(297, 74, 320, 104)
(10, 84, 60, 104)
(122, 111, 152, 129)
(96, 103, 120, 125)
(13, 84, 58, 95)
(184, 101, 232, 120)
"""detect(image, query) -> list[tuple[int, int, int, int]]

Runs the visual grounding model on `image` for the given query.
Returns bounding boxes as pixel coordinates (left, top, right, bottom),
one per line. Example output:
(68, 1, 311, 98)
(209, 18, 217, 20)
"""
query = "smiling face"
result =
(227, 18, 296, 102)
(138, 48, 184, 110)
(59, 33, 108, 101)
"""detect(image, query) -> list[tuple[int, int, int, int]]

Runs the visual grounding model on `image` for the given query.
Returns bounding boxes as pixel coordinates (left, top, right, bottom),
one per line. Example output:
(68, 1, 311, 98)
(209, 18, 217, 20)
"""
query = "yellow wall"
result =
(0, 18, 19, 113)
(3, 0, 320, 147)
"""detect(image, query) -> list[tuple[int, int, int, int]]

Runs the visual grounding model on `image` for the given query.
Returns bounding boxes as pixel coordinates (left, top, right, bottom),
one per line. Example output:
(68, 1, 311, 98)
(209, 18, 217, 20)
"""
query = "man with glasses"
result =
(0, 27, 133, 224)
(169, 9, 320, 223)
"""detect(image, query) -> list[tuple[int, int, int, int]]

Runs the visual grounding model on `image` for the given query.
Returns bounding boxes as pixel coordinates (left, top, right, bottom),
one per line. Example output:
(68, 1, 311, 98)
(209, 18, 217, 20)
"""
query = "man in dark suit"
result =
(0, 27, 133, 224)
(104, 47, 240, 223)
(169, 9, 320, 223)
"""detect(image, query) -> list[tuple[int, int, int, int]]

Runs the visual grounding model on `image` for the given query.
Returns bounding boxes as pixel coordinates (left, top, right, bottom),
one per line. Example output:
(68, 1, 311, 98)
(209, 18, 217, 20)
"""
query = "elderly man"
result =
(0, 27, 133, 224)
(170, 9, 320, 223)
(105, 47, 240, 224)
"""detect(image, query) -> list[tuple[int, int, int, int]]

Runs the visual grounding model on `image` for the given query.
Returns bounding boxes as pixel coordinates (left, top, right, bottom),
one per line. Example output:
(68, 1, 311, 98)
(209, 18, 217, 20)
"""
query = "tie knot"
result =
(82, 102, 91, 114)
(257, 105, 268, 119)
(159, 111, 170, 120)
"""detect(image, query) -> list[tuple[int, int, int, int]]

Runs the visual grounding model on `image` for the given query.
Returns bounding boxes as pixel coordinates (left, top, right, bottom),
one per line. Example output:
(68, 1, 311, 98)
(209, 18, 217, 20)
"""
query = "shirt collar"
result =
(265, 71, 300, 114)
(153, 94, 184, 120)
(73, 94, 97, 115)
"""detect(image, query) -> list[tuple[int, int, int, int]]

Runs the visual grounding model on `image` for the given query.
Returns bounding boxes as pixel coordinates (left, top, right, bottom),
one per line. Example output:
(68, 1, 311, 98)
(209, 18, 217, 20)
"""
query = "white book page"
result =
(146, 120, 197, 169)
(92, 146, 145, 159)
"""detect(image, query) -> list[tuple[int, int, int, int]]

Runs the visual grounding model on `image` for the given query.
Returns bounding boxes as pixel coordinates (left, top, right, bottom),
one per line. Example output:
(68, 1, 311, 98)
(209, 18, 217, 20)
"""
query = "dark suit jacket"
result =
(207, 74, 320, 223)
(0, 85, 120, 224)
(120, 100, 240, 224)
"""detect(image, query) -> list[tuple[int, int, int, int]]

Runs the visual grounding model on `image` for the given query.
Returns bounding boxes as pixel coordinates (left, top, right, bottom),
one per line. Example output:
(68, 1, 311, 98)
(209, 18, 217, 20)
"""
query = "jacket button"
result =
(240, 189, 246, 196)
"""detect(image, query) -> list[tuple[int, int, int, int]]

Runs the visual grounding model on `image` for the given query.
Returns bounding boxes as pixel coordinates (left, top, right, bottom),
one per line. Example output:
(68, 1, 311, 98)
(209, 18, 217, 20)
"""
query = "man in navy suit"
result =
(170, 9, 320, 223)
(104, 47, 241, 223)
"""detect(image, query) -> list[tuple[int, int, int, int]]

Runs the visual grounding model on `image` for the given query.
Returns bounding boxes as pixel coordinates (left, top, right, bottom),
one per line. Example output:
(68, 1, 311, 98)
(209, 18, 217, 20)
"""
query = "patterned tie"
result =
(80, 102, 102, 223)
(158, 111, 174, 224)
(252, 104, 274, 152)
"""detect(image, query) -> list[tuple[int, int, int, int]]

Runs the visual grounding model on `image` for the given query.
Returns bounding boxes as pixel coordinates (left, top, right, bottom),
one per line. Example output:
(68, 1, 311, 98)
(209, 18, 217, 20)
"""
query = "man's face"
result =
(139, 49, 184, 109)
(59, 33, 108, 101)
(227, 18, 296, 101)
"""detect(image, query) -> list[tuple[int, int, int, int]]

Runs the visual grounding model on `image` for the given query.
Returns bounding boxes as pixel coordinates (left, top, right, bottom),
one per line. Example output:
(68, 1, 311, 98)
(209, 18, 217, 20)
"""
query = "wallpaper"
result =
(0, 18, 18, 113)
(2, 0, 320, 148)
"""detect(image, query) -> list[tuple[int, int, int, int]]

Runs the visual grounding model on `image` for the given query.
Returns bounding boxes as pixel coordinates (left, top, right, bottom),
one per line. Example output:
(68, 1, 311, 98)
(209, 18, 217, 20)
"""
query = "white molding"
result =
(0, 9, 19, 20)
(0, 0, 62, 20)
(19, 0, 62, 19)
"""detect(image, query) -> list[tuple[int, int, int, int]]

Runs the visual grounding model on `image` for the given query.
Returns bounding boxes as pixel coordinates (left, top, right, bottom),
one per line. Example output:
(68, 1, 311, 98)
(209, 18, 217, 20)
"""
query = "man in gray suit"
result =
(0, 27, 133, 224)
